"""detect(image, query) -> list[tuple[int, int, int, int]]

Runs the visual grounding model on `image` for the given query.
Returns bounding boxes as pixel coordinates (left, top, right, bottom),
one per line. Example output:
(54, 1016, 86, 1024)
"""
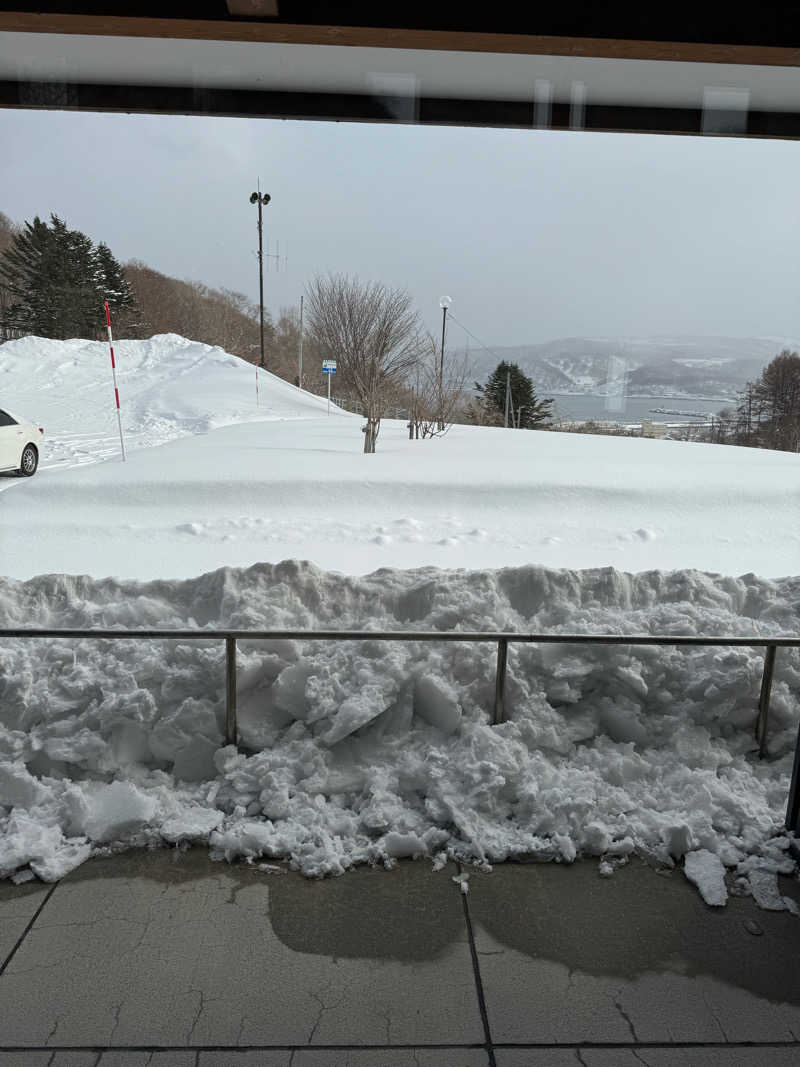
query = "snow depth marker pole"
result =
(104, 301, 126, 462)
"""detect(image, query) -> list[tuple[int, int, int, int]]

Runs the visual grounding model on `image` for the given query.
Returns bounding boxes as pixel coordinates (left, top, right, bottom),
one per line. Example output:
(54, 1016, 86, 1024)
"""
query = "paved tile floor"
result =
(1, 849, 799, 1066)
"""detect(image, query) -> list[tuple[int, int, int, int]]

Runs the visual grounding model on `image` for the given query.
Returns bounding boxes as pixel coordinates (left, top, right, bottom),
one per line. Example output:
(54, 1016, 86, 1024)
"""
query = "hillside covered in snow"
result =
(0, 333, 798, 907)
(465, 335, 795, 398)
(1, 333, 798, 580)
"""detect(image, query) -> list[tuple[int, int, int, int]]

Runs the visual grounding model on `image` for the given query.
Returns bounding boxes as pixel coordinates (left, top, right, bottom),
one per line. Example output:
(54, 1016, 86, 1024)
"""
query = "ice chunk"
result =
(684, 849, 728, 906)
(414, 675, 461, 734)
(76, 782, 158, 843)
(452, 872, 470, 893)
(0, 761, 46, 809)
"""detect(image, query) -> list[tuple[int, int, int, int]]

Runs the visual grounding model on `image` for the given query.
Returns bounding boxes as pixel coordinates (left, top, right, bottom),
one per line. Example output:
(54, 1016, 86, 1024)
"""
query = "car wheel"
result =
(19, 444, 38, 477)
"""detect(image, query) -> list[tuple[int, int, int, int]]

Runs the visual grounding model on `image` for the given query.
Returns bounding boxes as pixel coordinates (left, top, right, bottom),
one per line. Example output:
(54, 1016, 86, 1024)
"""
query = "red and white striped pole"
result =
(104, 300, 126, 462)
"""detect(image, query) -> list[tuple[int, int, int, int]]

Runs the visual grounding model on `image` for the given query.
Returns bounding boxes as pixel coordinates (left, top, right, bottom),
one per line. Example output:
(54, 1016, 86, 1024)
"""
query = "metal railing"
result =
(2, 627, 799, 834)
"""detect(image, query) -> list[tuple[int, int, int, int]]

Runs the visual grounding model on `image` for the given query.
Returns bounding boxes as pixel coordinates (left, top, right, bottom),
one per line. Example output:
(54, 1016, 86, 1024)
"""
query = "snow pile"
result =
(0, 561, 798, 908)
(0, 333, 345, 471)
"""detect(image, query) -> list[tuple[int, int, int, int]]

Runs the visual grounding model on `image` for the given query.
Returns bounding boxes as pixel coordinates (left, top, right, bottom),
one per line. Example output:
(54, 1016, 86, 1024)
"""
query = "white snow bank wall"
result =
(1, 562, 798, 899)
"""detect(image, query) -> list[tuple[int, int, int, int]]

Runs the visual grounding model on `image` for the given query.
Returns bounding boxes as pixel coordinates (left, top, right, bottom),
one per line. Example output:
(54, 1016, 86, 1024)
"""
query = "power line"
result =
(446, 311, 506, 368)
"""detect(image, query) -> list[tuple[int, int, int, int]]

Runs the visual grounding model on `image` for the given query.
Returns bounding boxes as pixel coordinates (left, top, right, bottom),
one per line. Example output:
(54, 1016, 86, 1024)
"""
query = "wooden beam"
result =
(225, 1, 279, 15)
(1, 12, 800, 67)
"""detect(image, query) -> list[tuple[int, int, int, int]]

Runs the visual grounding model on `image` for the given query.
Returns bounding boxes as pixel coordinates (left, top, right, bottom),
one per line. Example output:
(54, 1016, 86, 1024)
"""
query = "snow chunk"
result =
(663, 824, 694, 861)
(0, 761, 47, 809)
(30, 839, 92, 883)
(172, 735, 219, 782)
(73, 782, 157, 843)
(383, 831, 425, 859)
(0, 811, 91, 882)
(748, 869, 799, 914)
(684, 849, 728, 907)
(414, 675, 462, 734)
(160, 808, 224, 844)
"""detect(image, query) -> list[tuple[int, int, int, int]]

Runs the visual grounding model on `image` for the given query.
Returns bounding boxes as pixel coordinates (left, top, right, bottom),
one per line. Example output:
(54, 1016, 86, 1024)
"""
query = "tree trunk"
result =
(363, 417, 380, 453)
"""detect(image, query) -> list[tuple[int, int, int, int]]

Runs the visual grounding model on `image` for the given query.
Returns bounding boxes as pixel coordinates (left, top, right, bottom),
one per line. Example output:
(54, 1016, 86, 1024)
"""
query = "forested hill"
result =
(460, 336, 797, 399)
(0, 210, 306, 384)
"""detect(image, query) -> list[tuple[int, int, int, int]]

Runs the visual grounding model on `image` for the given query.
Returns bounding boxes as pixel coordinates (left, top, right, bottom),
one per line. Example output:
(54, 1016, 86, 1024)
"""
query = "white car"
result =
(0, 408, 44, 477)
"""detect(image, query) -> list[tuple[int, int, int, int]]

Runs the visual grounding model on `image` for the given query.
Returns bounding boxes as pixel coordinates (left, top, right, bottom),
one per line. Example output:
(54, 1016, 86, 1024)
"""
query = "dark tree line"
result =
(0, 214, 134, 339)
(0, 211, 314, 376)
(681, 350, 800, 453)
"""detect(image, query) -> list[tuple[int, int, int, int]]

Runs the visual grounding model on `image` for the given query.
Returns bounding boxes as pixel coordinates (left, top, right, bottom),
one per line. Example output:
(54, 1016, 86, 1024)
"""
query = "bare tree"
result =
(306, 274, 425, 453)
(408, 335, 472, 439)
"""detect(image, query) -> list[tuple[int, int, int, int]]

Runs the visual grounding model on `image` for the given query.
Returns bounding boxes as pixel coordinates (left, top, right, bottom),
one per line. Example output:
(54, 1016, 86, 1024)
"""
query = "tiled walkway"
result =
(1, 850, 799, 1066)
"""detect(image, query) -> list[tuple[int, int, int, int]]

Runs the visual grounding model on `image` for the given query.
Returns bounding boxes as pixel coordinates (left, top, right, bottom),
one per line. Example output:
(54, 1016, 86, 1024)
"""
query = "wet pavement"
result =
(1, 849, 799, 1066)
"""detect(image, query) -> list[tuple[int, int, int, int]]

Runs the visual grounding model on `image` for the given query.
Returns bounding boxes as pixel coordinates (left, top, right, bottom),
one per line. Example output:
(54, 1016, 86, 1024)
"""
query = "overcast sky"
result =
(2, 107, 800, 348)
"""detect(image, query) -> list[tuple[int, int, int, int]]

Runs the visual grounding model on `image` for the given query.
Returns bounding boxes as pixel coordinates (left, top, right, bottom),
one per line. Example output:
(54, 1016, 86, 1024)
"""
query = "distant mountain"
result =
(461, 336, 797, 399)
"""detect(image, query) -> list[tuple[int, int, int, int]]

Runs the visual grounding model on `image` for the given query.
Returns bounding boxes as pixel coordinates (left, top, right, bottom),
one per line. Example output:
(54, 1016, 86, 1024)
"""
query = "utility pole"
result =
(504, 369, 511, 428)
(298, 294, 304, 388)
(249, 184, 271, 368)
(438, 296, 452, 431)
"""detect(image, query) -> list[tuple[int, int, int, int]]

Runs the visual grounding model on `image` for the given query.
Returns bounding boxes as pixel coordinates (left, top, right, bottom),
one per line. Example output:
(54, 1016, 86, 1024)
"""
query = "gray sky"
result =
(2, 107, 800, 347)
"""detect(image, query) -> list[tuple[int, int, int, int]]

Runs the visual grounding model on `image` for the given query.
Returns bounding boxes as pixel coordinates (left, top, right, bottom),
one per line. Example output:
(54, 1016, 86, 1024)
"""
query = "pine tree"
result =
(0, 214, 134, 339)
(478, 361, 553, 429)
(0, 216, 59, 336)
(94, 241, 134, 316)
(50, 215, 98, 338)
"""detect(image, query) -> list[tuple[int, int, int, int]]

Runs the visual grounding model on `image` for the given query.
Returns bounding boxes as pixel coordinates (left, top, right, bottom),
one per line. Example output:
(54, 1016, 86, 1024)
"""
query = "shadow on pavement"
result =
(466, 858, 800, 1004)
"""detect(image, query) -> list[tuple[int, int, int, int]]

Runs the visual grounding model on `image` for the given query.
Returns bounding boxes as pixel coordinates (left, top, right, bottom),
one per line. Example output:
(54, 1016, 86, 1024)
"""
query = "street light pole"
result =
(438, 295, 452, 431)
(249, 186, 271, 369)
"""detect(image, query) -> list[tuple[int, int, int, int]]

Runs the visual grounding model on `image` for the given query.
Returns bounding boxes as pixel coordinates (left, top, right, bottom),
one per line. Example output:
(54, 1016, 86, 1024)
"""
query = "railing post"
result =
(493, 638, 508, 725)
(756, 644, 777, 759)
(225, 636, 238, 747)
(785, 721, 800, 840)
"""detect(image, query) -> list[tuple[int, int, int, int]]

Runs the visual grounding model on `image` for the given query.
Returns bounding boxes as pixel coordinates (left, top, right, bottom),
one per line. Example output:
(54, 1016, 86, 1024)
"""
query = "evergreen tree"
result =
(478, 361, 553, 429)
(0, 216, 60, 336)
(50, 215, 98, 338)
(0, 214, 134, 339)
(94, 241, 134, 316)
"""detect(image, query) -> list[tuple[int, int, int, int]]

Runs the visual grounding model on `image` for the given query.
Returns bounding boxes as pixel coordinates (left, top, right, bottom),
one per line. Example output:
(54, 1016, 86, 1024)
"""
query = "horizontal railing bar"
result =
(0, 628, 798, 647)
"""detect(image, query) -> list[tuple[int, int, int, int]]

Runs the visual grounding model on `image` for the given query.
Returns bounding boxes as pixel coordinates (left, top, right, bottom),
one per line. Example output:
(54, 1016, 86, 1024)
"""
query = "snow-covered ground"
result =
(1, 334, 799, 909)
(1, 334, 798, 580)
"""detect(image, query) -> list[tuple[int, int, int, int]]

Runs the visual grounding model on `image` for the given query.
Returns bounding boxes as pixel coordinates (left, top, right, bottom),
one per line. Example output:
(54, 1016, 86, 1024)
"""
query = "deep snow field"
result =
(1, 335, 798, 579)
(0, 333, 799, 910)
